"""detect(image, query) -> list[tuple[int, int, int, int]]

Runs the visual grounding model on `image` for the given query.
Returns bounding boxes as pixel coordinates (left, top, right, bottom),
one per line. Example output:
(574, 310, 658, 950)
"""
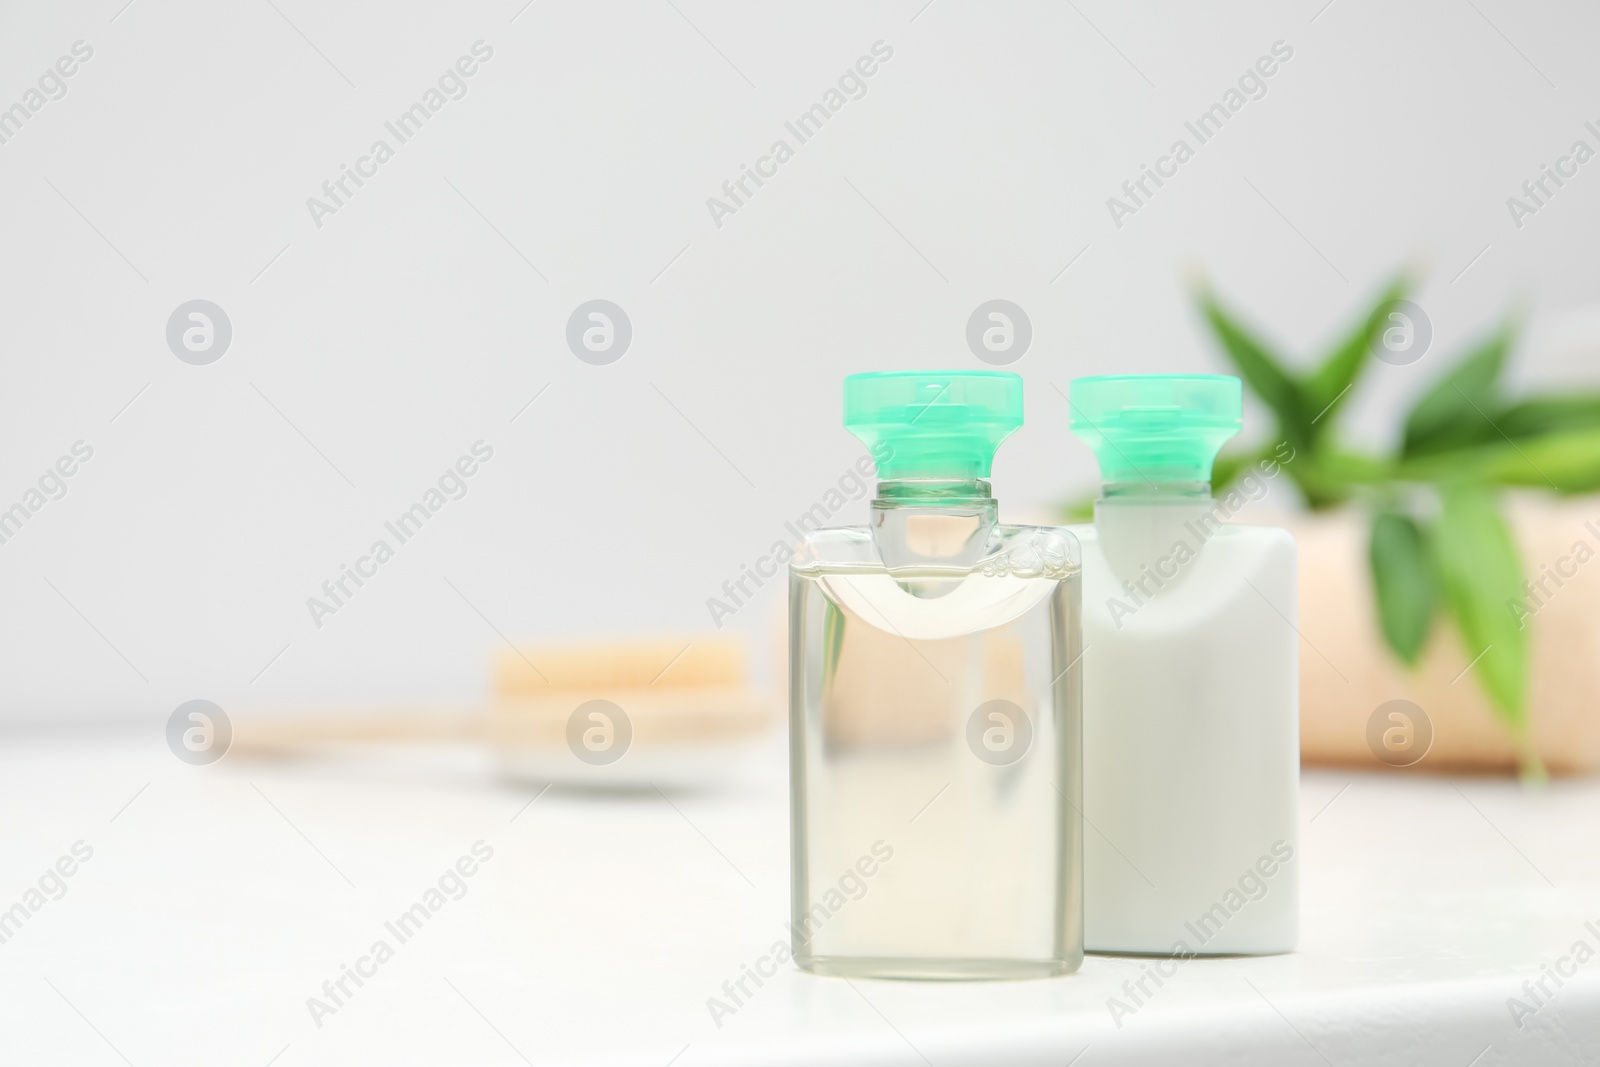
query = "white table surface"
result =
(1, 729, 1595, 1067)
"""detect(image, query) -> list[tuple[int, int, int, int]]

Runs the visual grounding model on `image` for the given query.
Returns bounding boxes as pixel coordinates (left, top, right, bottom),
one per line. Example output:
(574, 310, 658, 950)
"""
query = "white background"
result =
(2, 0, 1598, 720)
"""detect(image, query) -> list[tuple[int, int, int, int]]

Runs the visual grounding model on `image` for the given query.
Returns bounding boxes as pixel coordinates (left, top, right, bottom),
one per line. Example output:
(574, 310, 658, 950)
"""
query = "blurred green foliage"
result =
(1067, 277, 1600, 774)
(1200, 277, 1600, 774)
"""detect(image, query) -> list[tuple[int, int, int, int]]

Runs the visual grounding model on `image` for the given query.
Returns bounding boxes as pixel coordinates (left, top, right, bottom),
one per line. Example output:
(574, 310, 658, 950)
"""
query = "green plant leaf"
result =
(1473, 428, 1600, 493)
(1368, 510, 1435, 664)
(1397, 428, 1600, 493)
(1284, 458, 1357, 511)
(1196, 290, 1314, 448)
(1304, 276, 1407, 429)
(1494, 394, 1600, 438)
(1401, 323, 1515, 457)
(1211, 446, 1266, 494)
(1316, 448, 1394, 486)
(1430, 482, 1526, 736)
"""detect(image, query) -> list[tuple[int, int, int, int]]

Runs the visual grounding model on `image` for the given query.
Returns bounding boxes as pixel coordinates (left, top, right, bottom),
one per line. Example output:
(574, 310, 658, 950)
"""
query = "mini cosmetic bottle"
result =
(1068, 374, 1298, 956)
(789, 370, 1083, 979)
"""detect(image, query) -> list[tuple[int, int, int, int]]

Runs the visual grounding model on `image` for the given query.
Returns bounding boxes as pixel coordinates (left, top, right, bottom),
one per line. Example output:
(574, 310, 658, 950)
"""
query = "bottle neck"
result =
(870, 478, 998, 570)
(1093, 479, 1220, 580)
(874, 478, 997, 510)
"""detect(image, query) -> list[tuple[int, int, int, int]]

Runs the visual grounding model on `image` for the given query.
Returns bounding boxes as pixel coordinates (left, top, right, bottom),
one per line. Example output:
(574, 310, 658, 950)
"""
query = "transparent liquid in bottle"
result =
(788, 524, 1083, 979)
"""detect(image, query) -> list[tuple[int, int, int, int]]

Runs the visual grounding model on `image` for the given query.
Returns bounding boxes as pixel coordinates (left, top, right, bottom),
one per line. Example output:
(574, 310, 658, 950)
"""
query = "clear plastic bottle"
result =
(789, 371, 1083, 979)
(1067, 375, 1299, 956)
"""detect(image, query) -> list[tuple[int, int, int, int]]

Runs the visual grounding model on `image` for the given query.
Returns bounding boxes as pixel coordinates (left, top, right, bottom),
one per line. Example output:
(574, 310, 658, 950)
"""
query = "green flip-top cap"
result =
(843, 370, 1023, 480)
(1068, 374, 1242, 485)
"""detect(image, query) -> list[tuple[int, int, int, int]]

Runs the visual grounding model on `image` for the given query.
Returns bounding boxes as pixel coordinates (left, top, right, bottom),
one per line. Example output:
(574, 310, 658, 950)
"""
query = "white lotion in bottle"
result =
(1068, 374, 1299, 956)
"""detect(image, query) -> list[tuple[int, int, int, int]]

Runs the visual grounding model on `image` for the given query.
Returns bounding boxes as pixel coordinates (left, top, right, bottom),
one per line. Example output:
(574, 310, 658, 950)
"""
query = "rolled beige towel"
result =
(1292, 495, 1600, 774)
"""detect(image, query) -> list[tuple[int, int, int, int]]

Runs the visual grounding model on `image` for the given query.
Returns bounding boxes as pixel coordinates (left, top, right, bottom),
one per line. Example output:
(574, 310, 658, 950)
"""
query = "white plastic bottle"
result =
(1068, 375, 1299, 956)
